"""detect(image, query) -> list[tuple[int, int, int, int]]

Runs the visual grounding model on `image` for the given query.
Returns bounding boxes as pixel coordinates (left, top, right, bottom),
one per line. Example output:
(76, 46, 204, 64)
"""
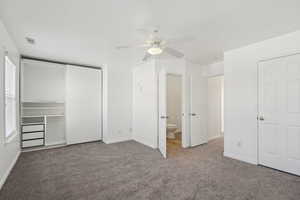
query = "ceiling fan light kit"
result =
(117, 28, 185, 61)
(147, 46, 163, 55)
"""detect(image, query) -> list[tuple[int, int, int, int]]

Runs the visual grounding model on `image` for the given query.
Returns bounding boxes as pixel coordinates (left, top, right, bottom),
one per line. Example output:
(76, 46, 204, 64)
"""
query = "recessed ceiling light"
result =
(26, 37, 35, 44)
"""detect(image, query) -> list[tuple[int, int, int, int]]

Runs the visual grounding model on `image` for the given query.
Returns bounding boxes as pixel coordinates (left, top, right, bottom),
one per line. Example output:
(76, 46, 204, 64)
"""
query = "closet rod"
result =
(21, 55, 102, 70)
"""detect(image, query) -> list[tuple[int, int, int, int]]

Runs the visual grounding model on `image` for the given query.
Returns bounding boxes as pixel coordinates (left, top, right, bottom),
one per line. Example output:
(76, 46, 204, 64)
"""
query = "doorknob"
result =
(190, 113, 196, 116)
(160, 116, 169, 119)
(259, 116, 264, 121)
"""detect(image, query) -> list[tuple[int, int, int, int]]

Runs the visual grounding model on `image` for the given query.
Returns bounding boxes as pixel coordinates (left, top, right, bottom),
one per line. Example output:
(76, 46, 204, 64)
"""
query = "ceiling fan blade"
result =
(164, 47, 184, 58)
(142, 52, 152, 61)
(116, 45, 131, 49)
(116, 43, 151, 50)
(136, 28, 152, 35)
(137, 26, 160, 35)
(167, 36, 196, 45)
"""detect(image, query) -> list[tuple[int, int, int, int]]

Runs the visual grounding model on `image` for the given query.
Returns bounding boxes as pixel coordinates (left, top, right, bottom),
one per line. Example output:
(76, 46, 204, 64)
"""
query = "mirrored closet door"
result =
(65, 65, 102, 145)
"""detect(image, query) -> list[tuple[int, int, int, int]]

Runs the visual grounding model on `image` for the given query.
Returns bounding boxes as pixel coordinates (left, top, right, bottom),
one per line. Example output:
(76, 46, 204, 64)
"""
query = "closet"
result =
(20, 59, 102, 149)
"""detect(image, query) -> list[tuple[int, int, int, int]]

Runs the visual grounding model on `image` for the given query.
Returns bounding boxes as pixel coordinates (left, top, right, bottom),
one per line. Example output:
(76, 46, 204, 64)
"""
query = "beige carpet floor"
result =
(0, 138, 299, 200)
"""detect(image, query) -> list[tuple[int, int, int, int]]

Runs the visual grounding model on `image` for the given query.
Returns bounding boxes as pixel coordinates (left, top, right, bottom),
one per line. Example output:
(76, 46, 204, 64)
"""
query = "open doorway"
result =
(207, 75, 224, 147)
(166, 74, 183, 156)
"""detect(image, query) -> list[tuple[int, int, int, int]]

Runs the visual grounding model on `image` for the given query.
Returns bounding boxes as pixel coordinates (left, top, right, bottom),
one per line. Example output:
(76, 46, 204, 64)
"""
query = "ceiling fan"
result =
(116, 28, 185, 61)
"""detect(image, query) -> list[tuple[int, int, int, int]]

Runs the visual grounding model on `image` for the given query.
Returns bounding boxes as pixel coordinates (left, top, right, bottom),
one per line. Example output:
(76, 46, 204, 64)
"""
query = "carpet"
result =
(0, 138, 299, 200)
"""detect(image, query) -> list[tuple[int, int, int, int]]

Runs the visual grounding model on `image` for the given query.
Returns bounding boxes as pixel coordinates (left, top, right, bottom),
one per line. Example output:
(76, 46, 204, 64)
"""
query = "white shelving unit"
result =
(21, 101, 66, 149)
(21, 116, 46, 149)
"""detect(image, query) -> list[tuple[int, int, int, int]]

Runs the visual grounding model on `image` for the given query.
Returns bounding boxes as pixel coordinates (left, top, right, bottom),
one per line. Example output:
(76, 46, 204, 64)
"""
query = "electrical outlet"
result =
(237, 141, 242, 147)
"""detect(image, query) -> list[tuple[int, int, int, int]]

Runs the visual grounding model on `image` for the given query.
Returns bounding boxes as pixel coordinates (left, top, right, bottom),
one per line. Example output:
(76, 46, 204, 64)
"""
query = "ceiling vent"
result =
(26, 37, 35, 44)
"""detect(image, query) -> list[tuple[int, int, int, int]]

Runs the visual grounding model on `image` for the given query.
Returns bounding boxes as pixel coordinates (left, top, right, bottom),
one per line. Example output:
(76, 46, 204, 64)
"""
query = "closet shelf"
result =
(22, 115, 65, 118)
(22, 107, 64, 110)
(22, 101, 65, 104)
(21, 122, 45, 125)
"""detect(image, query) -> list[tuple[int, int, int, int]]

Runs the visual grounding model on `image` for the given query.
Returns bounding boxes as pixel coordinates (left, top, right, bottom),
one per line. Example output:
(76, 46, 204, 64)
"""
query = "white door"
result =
(66, 65, 102, 145)
(189, 71, 208, 147)
(207, 76, 223, 140)
(259, 54, 300, 176)
(158, 69, 167, 158)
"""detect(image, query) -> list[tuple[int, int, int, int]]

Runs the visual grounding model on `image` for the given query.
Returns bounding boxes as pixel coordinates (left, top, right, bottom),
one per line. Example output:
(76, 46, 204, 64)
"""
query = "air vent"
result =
(26, 37, 35, 44)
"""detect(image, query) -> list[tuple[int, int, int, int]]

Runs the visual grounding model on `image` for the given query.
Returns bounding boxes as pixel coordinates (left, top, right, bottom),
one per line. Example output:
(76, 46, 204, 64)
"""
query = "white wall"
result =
(167, 75, 182, 129)
(207, 76, 223, 140)
(224, 30, 300, 165)
(203, 61, 224, 77)
(0, 21, 20, 189)
(102, 52, 134, 144)
(132, 61, 157, 148)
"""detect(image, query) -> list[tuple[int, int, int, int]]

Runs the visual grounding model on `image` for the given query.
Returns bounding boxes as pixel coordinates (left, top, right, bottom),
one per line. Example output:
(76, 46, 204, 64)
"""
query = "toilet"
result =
(167, 124, 177, 139)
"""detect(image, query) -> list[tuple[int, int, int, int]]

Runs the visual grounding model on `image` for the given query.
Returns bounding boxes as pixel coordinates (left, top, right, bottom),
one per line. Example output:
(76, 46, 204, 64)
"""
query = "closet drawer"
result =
(22, 139, 44, 148)
(22, 132, 44, 140)
(22, 124, 44, 132)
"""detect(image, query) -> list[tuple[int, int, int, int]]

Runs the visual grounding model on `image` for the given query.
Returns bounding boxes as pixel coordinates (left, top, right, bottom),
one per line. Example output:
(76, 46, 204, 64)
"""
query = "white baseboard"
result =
(0, 151, 21, 190)
(22, 143, 67, 152)
(208, 135, 223, 141)
(132, 138, 157, 149)
(45, 140, 66, 146)
(223, 151, 257, 165)
(103, 136, 132, 144)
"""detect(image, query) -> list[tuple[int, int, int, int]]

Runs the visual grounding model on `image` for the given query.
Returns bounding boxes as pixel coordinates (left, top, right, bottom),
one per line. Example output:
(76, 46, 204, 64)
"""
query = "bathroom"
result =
(166, 74, 182, 155)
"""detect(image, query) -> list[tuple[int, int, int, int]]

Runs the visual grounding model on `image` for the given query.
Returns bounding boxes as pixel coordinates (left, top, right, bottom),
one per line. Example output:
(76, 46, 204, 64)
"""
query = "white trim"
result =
(4, 55, 17, 142)
(22, 143, 66, 152)
(133, 139, 156, 149)
(4, 131, 17, 144)
(180, 73, 188, 148)
(0, 151, 20, 190)
(223, 151, 258, 165)
(208, 134, 222, 141)
(101, 65, 108, 143)
(45, 140, 66, 147)
(133, 136, 156, 149)
(104, 137, 132, 144)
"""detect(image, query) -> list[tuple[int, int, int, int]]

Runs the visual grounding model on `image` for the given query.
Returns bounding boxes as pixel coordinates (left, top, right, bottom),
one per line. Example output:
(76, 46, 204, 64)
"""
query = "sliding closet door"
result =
(66, 65, 102, 145)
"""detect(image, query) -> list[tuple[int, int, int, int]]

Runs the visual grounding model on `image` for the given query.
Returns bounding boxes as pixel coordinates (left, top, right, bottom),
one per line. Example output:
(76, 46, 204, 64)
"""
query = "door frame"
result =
(156, 63, 189, 150)
(207, 75, 224, 141)
(166, 73, 185, 148)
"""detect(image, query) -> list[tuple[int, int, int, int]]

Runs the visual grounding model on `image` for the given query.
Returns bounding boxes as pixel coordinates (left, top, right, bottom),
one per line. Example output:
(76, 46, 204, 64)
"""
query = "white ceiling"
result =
(1, 0, 300, 65)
